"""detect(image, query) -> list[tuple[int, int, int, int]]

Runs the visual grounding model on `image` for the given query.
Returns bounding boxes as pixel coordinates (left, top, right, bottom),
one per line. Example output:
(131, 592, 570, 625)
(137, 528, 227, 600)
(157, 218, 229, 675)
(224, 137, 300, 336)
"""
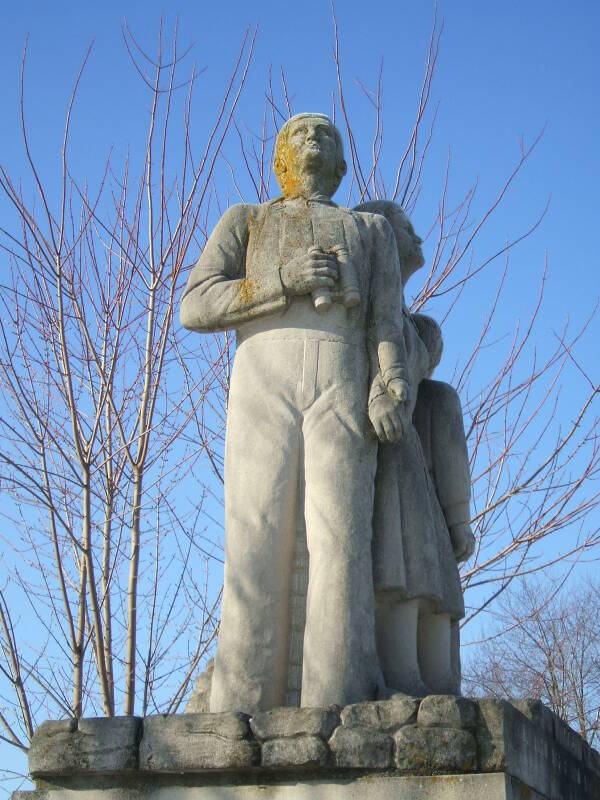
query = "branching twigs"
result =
(0, 590, 33, 749)
(0, 21, 246, 743)
(464, 577, 600, 746)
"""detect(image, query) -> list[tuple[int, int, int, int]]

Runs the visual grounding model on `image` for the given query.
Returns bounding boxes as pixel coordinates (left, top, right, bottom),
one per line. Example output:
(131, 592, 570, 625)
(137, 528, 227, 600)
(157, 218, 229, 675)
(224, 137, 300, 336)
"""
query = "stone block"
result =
(250, 706, 340, 741)
(340, 698, 418, 731)
(508, 699, 554, 736)
(329, 725, 393, 769)
(139, 712, 259, 771)
(262, 735, 329, 768)
(394, 725, 477, 774)
(417, 695, 477, 729)
(4, 774, 561, 799)
(476, 699, 552, 797)
(583, 740, 600, 776)
(29, 717, 140, 776)
(553, 715, 584, 761)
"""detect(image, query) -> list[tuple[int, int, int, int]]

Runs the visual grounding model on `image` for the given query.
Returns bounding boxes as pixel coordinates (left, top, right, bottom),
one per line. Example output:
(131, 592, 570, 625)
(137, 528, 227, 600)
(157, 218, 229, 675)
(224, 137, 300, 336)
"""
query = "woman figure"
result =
(355, 200, 475, 696)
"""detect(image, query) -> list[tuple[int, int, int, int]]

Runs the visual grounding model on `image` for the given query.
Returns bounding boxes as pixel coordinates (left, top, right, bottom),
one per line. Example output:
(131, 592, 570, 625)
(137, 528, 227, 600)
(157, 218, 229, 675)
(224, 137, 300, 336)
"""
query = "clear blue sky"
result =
(2, 0, 598, 349)
(1, 0, 598, 790)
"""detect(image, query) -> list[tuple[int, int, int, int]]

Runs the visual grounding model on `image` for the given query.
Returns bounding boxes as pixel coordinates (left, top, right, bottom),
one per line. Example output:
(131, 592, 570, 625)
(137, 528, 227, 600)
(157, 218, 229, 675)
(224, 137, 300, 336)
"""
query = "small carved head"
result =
(274, 113, 347, 198)
(353, 199, 425, 285)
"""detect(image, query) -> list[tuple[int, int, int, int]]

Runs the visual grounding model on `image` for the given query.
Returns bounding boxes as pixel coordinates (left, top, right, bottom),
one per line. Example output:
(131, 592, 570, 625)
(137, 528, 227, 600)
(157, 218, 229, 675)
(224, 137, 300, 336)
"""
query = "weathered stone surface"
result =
(394, 726, 477, 774)
(6, 773, 559, 799)
(262, 735, 329, 769)
(476, 700, 552, 796)
(553, 714, 584, 761)
(29, 717, 140, 776)
(329, 725, 393, 769)
(508, 698, 554, 736)
(17, 701, 600, 800)
(250, 706, 340, 741)
(583, 739, 600, 776)
(417, 695, 477, 729)
(139, 712, 259, 771)
(340, 698, 419, 731)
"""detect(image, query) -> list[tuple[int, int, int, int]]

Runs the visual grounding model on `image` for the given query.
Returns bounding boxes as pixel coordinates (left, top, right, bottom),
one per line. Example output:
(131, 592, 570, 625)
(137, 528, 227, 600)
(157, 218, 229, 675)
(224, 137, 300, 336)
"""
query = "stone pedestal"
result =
(14, 697, 600, 800)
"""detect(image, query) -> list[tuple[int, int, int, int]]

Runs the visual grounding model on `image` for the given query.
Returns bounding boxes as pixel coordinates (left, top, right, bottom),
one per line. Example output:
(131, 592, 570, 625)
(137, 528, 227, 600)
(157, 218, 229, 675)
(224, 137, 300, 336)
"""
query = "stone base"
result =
(14, 697, 600, 800)
(14, 773, 547, 799)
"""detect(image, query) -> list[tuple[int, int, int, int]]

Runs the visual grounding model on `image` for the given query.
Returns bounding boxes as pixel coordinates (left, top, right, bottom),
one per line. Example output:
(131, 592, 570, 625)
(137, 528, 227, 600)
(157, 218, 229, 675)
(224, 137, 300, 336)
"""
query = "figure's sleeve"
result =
(413, 379, 472, 527)
(180, 204, 288, 333)
(368, 215, 409, 389)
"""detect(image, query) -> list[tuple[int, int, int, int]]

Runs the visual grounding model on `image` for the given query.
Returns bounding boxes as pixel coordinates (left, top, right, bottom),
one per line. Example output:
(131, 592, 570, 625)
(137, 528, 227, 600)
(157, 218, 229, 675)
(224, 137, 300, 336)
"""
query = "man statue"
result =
(180, 113, 408, 713)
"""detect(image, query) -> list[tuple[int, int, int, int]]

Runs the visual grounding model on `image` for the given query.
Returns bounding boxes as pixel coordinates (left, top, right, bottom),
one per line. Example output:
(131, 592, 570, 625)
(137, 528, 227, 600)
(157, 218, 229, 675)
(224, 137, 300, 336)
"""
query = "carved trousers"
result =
(209, 330, 382, 713)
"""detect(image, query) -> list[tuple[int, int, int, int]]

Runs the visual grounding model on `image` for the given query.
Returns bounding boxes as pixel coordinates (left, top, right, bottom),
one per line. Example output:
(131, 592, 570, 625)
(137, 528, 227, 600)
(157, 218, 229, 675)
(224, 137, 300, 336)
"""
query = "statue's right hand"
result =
(368, 392, 406, 443)
(279, 246, 338, 297)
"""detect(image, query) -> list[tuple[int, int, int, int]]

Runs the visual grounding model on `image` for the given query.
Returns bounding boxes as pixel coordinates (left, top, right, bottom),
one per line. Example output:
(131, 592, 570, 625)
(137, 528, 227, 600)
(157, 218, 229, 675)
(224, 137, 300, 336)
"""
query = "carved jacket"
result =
(180, 197, 408, 392)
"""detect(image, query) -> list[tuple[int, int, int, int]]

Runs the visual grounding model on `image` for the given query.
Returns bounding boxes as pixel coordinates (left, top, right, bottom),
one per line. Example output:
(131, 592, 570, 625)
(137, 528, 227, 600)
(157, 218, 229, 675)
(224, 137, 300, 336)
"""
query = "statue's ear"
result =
(273, 156, 286, 190)
(340, 158, 348, 178)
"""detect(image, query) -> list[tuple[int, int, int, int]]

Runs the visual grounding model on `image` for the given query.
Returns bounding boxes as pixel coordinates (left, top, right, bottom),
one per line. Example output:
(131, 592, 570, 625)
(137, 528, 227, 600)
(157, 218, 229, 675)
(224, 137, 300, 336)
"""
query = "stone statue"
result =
(354, 200, 475, 697)
(180, 113, 410, 714)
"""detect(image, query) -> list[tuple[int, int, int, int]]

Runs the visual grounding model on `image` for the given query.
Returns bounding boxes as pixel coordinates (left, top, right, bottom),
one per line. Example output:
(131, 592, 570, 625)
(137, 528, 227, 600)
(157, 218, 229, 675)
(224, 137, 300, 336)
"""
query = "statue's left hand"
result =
(449, 523, 476, 563)
(368, 392, 406, 443)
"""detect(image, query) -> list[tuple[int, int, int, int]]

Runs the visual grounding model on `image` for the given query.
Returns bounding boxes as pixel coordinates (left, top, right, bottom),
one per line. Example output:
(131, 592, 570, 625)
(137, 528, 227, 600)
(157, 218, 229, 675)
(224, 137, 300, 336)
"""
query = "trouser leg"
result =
(210, 341, 301, 714)
(300, 344, 382, 706)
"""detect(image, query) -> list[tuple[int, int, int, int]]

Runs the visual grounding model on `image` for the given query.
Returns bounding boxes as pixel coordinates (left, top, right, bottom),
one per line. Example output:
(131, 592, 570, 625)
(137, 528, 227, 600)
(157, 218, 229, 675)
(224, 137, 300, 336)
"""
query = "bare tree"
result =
(0, 21, 256, 756)
(463, 576, 600, 747)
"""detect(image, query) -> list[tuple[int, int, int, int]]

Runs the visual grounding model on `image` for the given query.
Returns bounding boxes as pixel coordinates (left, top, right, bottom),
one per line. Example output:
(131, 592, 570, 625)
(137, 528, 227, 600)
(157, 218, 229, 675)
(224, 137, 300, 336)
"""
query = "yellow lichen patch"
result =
(276, 138, 303, 198)
(239, 278, 257, 304)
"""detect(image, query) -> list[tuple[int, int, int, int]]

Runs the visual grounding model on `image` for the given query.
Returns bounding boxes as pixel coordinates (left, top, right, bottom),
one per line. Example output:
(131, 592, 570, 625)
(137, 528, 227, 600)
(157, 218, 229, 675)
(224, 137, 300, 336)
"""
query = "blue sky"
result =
(2, 1, 598, 340)
(1, 0, 599, 790)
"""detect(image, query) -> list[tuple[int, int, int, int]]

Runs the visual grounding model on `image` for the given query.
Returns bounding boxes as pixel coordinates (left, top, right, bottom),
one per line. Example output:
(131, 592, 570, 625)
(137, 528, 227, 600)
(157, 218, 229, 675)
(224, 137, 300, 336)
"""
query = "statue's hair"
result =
(412, 313, 443, 377)
(273, 113, 347, 197)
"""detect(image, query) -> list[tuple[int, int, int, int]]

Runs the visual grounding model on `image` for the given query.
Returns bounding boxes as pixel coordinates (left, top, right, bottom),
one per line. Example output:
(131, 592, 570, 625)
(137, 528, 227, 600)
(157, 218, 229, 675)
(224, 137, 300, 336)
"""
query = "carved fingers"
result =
(387, 377, 409, 402)
(279, 247, 339, 296)
(449, 523, 476, 563)
(368, 393, 406, 443)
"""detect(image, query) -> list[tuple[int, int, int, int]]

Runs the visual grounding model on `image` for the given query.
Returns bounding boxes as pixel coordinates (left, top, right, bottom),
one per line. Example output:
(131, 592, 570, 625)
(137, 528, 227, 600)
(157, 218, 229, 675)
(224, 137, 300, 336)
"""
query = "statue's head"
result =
(353, 199, 425, 285)
(273, 113, 347, 199)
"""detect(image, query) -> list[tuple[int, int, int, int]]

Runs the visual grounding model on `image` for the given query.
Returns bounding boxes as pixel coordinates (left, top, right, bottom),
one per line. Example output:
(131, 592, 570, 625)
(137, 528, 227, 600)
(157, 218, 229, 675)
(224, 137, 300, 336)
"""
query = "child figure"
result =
(355, 200, 475, 696)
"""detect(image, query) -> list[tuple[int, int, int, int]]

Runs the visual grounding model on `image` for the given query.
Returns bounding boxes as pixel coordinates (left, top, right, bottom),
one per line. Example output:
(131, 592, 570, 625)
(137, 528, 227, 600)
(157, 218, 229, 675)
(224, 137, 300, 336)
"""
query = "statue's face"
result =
(285, 117, 338, 183)
(389, 208, 424, 279)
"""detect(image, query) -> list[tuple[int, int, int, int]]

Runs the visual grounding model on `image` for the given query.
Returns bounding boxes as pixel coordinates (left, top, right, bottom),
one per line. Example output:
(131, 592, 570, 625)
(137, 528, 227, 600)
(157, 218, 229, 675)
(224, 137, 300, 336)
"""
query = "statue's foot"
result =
(424, 673, 461, 696)
(378, 671, 430, 699)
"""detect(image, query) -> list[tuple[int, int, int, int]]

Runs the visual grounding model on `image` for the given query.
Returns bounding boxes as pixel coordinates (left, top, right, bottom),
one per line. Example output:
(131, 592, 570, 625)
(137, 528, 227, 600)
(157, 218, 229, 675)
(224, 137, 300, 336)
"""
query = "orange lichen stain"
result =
(520, 786, 532, 799)
(239, 278, 257, 304)
(276, 138, 304, 199)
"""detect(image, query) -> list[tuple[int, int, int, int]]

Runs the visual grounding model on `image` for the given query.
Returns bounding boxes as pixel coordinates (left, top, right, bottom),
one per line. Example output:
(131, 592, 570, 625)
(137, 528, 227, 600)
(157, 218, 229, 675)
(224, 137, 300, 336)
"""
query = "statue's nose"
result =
(306, 126, 317, 142)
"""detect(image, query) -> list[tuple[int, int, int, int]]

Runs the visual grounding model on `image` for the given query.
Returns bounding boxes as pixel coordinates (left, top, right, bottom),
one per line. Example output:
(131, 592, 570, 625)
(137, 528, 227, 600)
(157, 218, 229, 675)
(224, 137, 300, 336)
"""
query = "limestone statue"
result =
(355, 200, 475, 697)
(180, 113, 411, 714)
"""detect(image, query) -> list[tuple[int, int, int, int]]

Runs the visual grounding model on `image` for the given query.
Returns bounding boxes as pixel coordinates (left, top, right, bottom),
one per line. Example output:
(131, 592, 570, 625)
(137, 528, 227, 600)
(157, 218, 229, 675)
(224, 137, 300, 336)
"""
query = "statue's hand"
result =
(368, 392, 406, 443)
(279, 246, 338, 297)
(449, 523, 476, 563)
(387, 377, 409, 402)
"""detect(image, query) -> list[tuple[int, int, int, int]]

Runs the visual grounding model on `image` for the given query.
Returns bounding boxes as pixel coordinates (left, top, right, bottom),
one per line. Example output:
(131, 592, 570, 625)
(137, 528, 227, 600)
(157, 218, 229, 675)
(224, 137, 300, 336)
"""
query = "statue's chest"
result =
(246, 204, 364, 277)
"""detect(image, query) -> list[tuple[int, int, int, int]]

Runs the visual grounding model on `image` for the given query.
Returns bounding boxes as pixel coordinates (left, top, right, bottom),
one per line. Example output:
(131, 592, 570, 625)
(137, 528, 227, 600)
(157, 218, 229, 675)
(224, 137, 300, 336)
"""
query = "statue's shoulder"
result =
(346, 207, 395, 238)
(217, 202, 261, 226)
